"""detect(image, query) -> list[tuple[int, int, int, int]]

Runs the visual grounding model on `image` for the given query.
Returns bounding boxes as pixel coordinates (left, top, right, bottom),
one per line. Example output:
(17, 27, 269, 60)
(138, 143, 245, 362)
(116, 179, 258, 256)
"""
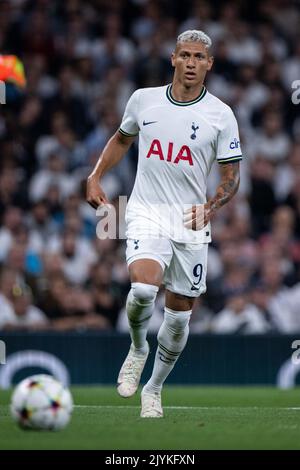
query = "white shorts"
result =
(126, 238, 208, 298)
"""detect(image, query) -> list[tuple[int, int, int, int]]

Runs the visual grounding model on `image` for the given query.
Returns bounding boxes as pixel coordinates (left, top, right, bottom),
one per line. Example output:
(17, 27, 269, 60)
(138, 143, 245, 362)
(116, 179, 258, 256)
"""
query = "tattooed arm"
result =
(207, 161, 240, 214)
(184, 162, 240, 231)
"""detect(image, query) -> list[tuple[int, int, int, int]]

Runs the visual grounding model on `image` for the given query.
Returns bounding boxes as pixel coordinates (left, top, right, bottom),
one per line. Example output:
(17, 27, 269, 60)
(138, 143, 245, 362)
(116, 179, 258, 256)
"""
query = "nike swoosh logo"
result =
(191, 286, 200, 291)
(143, 120, 157, 126)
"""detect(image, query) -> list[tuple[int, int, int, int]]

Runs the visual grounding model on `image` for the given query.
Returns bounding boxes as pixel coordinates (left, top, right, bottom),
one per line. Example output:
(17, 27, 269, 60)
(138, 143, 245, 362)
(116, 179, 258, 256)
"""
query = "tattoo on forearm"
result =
(209, 162, 240, 212)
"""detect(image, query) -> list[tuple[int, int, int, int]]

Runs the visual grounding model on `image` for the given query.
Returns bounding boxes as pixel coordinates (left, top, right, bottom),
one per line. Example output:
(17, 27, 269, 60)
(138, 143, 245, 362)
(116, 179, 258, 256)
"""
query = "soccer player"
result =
(86, 30, 242, 417)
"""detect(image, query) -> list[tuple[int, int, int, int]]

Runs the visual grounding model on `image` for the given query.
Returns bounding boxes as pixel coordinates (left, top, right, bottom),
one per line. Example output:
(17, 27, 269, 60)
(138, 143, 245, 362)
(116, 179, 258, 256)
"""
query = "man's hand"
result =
(86, 175, 109, 209)
(184, 202, 215, 231)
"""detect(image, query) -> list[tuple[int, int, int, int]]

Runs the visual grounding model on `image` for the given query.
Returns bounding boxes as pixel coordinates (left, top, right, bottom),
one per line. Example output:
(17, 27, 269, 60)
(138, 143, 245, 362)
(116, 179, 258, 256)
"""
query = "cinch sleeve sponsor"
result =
(216, 107, 242, 164)
(119, 89, 140, 137)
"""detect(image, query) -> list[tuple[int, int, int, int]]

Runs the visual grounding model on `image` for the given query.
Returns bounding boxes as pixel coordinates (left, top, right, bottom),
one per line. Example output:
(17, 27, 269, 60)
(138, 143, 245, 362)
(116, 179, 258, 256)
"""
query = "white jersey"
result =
(120, 84, 242, 244)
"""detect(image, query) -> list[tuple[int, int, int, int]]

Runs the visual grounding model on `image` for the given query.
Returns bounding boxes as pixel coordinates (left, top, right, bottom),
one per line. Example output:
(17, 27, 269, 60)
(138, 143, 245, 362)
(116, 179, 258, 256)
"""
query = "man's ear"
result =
(171, 51, 176, 68)
(207, 55, 214, 71)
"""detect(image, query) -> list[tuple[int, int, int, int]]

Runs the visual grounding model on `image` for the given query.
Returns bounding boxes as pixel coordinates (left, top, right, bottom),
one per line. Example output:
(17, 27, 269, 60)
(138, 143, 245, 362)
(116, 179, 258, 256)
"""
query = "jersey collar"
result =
(166, 84, 207, 106)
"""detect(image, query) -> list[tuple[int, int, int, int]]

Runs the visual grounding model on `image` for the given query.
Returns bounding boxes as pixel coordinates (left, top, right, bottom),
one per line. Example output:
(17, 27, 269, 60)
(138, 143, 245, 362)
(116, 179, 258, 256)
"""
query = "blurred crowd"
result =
(0, 0, 300, 334)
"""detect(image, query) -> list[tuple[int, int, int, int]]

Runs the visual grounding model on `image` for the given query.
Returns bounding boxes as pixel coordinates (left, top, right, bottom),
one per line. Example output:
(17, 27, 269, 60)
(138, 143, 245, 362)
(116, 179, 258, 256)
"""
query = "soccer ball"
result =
(10, 374, 73, 431)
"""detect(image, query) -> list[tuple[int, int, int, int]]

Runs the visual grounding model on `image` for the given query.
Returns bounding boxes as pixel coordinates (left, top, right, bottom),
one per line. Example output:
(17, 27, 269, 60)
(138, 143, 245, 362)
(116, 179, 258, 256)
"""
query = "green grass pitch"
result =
(0, 386, 300, 450)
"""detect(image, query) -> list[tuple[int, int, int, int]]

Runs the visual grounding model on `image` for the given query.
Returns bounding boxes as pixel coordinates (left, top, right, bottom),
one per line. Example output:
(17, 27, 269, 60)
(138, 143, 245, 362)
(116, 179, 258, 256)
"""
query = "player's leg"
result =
(141, 291, 194, 417)
(117, 239, 172, 398)
(127, 258, 162, 354)
(141, 242, 208, 417)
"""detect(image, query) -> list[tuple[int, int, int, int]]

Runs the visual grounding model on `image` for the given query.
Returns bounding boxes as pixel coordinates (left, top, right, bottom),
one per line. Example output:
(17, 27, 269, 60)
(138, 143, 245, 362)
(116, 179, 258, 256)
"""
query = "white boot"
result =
(140, 387, 163, 418)
(117, 342, 149, 398)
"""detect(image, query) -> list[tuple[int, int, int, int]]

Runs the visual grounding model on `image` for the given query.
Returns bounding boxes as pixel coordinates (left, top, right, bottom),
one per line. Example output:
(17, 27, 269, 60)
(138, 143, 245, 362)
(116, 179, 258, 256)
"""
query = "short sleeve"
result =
(216, 108, 242, 164)
(119, 90, 140, 137)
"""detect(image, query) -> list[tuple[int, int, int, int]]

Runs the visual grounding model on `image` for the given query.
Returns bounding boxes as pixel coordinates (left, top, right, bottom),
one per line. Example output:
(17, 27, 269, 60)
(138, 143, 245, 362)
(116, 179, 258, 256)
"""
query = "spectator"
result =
(253, 111, 291, 163)
(29, 152, 77, 203)
(0, 267, 17, 329)
(38, 273, 109, 331)
(91, 262, 122, 328)
(3, 284, 49, 330)
(211, 288, 271, 334)
(47, 229, 97, 285)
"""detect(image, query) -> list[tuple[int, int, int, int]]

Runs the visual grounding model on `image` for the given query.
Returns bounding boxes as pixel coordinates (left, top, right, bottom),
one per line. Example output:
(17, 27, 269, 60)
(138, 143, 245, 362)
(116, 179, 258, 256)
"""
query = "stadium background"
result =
(0, 0, 300, 387)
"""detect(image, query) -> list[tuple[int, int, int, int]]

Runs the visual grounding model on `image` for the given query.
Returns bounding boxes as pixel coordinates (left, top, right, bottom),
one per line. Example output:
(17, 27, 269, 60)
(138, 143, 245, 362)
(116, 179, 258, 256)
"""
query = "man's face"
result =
(171, 42, 213, 87)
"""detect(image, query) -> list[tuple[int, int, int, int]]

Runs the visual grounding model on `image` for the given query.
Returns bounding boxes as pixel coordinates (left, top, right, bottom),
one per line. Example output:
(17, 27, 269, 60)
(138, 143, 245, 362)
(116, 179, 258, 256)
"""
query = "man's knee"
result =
(165, 290, 195, 311)
(131, 282, 158, 305)
(129, 259, 163, 286)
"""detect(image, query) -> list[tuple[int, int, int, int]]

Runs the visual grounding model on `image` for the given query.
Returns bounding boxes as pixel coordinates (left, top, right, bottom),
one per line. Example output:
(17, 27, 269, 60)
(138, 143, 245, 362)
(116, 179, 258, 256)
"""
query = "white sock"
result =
(126, 282, 158, 355)
(143, 307, 192, 393)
